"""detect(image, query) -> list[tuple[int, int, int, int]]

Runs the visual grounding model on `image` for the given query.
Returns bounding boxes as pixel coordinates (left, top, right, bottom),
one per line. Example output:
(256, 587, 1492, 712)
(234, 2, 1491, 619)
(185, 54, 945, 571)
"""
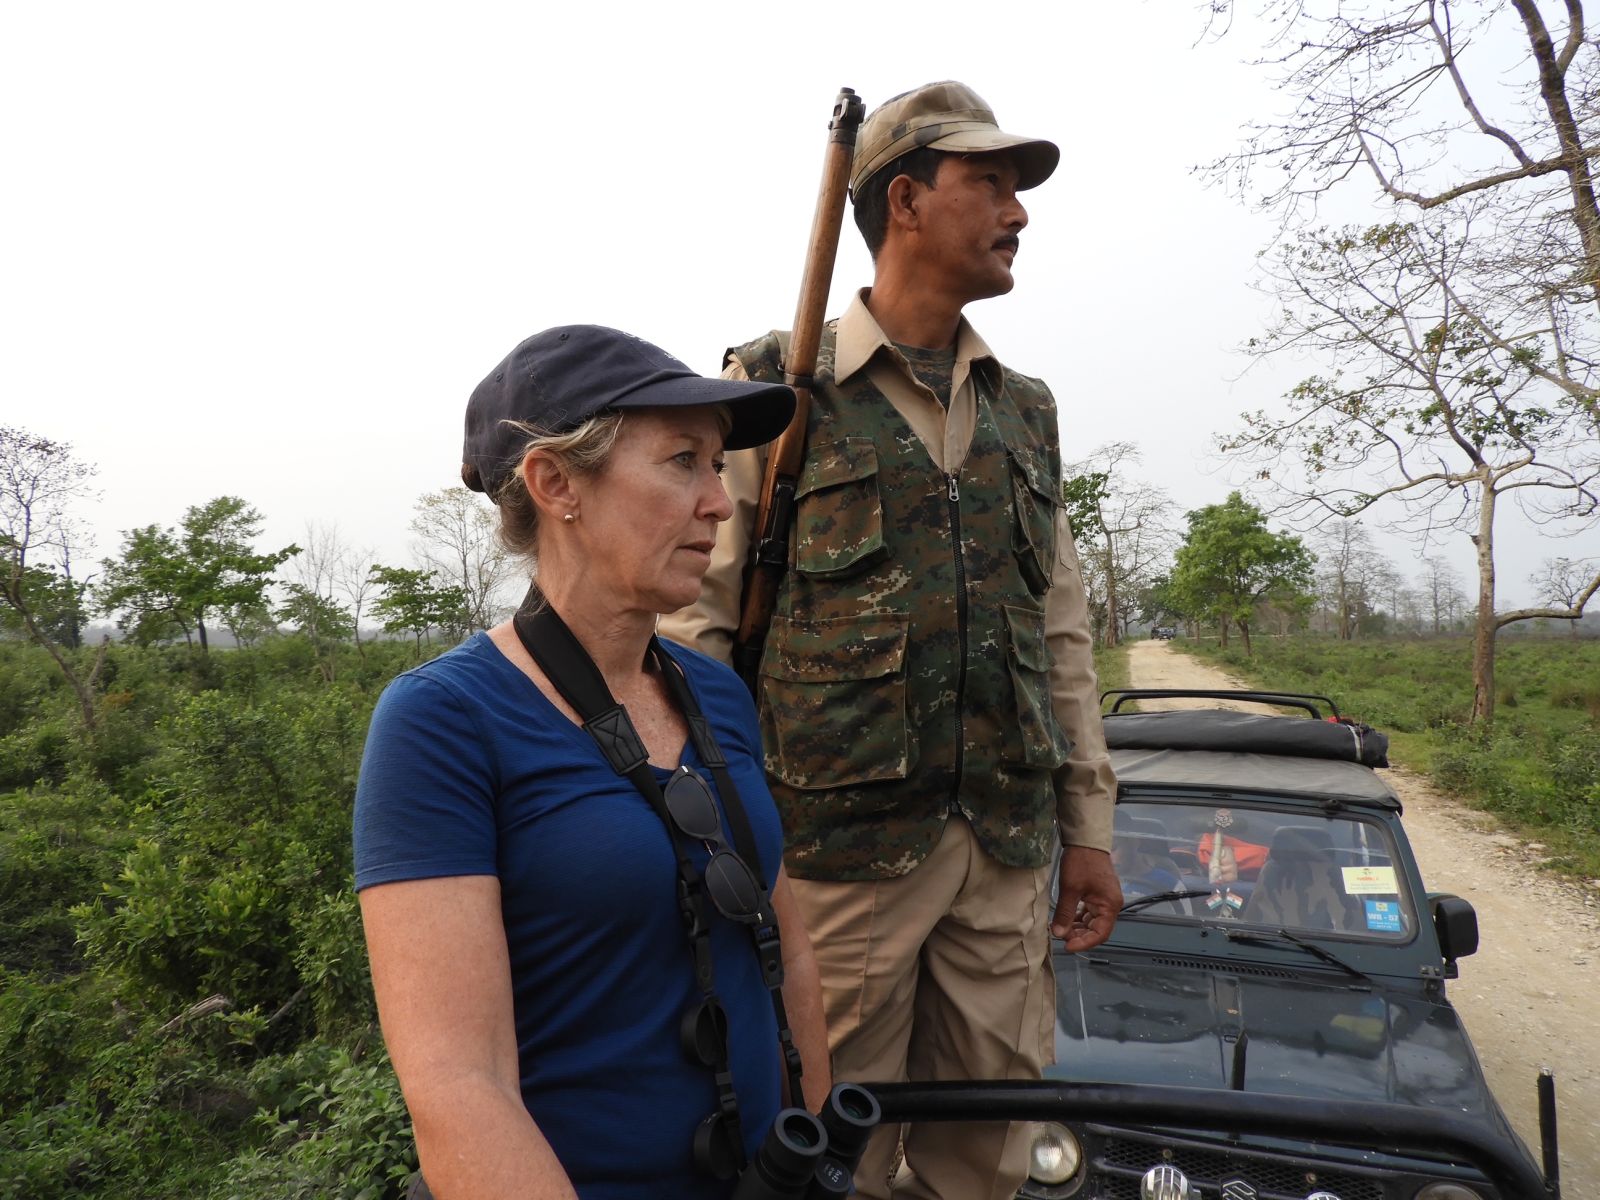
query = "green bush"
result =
(213, 1045, 414, 1200)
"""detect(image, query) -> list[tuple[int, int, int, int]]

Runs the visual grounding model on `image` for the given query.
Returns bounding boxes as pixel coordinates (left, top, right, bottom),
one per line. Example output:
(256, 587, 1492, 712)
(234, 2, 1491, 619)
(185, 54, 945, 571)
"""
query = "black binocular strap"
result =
(510, 602, 804, 1150)
(648, 643, 806, 1105)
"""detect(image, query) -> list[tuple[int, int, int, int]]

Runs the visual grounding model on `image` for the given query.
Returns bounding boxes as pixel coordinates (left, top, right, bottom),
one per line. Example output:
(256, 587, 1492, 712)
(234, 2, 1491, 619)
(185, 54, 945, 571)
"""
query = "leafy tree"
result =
(277, 584, 356, 681)
(408, 487, 513, 632)
(0, 427, 102, 729)
(1136, 573, 1186, 634)
(1, 564, 89, 649)
(223, 598, 280, 649)
(1170, 492, 1316, 654)
(100, 497, 299, 652)
(369, 565, 468, 651)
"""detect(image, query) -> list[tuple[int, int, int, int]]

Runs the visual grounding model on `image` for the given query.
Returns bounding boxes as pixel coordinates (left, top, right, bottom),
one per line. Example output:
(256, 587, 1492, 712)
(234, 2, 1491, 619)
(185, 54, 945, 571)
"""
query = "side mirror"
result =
(1428, 893, 1479, 976)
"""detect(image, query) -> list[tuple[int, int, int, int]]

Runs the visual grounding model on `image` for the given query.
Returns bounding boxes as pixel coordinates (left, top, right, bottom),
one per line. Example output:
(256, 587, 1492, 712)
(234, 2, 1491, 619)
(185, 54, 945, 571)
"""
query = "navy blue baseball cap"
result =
(462, 325, 796, 498)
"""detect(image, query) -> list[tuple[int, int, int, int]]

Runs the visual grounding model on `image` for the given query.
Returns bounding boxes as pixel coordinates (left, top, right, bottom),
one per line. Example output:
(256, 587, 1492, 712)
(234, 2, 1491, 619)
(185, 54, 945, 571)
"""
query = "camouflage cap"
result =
(850, 81, 1059, 196)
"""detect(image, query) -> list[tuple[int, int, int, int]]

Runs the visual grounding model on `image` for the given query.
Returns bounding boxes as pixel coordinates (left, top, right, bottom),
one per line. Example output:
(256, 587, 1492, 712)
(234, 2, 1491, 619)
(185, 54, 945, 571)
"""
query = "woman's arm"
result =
(361, 875, 579, 1200)
(772, 867, 832, 1111)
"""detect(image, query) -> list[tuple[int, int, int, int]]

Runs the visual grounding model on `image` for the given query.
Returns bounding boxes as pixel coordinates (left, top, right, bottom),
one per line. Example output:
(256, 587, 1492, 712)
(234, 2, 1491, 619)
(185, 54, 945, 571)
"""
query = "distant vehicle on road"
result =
(1150, 626, 1177, 640)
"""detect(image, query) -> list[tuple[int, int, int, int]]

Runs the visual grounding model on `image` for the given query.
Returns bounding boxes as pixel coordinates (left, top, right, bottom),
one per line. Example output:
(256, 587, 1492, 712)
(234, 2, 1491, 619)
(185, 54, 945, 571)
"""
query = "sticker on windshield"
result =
(1341, 865, 1399, 895)
(1364, 898, 1403, 932)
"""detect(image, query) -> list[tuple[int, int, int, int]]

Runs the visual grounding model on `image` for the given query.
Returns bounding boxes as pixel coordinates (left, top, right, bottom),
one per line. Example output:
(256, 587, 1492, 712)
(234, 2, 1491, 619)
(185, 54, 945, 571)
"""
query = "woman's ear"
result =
(520, 449, 580, 522)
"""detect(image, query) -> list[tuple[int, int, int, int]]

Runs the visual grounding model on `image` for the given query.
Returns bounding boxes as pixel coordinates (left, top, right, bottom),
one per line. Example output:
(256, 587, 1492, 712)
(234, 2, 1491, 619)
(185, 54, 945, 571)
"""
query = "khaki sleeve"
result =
(1047, 508, 1117, 852)
(656, 357, 765, 666)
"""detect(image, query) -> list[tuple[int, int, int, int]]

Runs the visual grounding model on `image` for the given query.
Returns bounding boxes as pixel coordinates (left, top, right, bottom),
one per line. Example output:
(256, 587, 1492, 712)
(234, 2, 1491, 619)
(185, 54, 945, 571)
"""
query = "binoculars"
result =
(733, 1083, 882, 1200)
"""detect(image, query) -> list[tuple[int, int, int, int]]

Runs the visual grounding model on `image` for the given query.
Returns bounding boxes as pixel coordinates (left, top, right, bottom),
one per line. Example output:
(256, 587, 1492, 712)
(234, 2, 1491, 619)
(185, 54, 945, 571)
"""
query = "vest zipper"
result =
(946, 472, 967, 814)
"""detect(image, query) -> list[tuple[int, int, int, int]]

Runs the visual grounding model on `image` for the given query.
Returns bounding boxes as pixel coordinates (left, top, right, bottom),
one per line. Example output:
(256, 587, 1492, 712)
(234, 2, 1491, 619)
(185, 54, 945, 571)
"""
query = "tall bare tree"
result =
(1207, 0, 1599, 427)
(409, 487, 513, 633)
(333, 541, 381, 656)
(1528, 553, 1600, 634)
(1311, 519, 1392, 638)
(1227, 217, 1599, 720)
(1420, 556, 1469, 634)
(0, 427, 103, 729)
(1063, 442, 1177, 646)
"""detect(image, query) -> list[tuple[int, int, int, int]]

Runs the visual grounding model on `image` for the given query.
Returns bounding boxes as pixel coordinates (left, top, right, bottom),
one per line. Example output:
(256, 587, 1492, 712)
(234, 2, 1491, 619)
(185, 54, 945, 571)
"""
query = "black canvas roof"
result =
(1103, 710, 1400, 808)
(1104, 709, 1387, 765)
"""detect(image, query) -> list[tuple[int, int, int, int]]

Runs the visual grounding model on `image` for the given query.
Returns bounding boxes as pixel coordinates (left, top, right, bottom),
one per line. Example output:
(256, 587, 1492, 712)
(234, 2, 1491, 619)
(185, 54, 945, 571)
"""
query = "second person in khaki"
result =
(660, 81, 1121, 1199)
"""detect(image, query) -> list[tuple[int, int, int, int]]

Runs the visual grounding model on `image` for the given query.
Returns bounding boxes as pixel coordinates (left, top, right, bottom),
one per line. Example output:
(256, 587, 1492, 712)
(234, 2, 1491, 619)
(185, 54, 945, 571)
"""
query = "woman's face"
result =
(566, 405, 733, 616)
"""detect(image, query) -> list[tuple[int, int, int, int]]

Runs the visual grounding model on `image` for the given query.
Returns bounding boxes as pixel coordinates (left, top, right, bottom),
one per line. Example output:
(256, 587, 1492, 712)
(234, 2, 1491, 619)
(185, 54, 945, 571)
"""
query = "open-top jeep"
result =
(867, 691, 1564, 1200)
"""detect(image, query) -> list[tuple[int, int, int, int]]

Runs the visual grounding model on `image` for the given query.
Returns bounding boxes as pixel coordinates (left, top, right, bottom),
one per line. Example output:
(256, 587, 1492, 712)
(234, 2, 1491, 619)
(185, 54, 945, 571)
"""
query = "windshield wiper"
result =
(1121, 889, 1215, 914)
(1224, 927, 1371, 983)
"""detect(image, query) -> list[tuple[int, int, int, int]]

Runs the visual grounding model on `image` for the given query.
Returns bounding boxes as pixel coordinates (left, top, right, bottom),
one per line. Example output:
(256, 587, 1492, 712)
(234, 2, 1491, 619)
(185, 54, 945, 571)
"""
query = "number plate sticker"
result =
(1341, 864, 1399, 894)
(1364, 898, 1404, 932)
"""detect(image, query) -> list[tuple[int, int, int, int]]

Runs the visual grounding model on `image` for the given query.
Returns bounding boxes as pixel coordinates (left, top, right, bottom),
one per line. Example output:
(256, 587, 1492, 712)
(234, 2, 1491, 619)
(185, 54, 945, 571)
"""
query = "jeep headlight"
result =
(1028, 1122, 1082, 1185)
(1414, 1185, 1484, 1200)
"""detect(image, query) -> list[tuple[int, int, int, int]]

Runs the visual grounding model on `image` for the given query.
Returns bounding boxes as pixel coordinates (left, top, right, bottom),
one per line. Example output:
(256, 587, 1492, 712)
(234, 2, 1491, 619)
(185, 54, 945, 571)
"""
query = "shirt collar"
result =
(834, 288, 1000, 387)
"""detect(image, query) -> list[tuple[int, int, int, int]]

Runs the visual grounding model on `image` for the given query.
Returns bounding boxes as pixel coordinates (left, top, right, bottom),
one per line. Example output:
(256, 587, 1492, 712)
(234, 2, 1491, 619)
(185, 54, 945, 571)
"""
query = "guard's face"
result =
(568, 406, 733, 617)
(915, 152, 1029, 303)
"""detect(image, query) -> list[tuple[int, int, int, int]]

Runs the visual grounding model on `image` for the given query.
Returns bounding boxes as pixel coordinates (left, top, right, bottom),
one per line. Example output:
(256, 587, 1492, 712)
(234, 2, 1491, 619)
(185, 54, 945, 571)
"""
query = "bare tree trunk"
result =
(1470, 479, 1499, 724)
(1240, 619, 1254, 656)
(1103, 526, 1120, 648)
(21, 606, 97, 730)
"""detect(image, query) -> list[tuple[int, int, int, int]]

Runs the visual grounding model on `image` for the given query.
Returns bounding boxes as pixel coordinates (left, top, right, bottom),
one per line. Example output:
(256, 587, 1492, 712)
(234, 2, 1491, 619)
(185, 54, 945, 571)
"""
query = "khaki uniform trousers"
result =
(789, 816, 1056, 1200)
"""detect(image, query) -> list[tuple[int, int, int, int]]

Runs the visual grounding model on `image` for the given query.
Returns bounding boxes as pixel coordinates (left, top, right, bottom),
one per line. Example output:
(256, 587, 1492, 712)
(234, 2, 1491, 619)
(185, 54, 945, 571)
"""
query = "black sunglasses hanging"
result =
(511, 593, 804, 1180)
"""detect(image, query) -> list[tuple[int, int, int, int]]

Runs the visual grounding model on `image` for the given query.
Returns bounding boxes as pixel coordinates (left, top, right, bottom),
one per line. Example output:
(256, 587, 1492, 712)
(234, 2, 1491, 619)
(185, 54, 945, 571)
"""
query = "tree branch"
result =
(1496, 563, 1600, 625)
(1428, 7, 1535, 167)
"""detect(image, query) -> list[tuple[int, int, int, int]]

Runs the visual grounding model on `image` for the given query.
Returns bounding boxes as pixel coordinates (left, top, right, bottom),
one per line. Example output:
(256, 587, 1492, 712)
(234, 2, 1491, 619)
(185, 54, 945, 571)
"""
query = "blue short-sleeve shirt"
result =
(354, 633, 784, 1200)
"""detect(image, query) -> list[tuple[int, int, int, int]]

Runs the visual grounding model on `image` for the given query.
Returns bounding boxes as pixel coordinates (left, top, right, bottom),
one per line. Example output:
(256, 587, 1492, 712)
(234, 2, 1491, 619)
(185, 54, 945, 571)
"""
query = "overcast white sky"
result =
(4, 1, 1595, 609)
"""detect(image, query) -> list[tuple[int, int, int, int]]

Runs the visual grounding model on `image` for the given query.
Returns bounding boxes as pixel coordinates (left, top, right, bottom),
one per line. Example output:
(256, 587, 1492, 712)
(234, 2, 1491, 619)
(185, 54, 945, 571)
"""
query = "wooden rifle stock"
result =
(732, 86, 865, 694)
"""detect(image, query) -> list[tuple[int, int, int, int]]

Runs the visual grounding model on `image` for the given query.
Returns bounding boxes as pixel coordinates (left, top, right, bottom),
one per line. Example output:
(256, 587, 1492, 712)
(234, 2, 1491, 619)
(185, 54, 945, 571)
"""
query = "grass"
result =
(1092, 641, 1131, 696)
(1179, 635, 1600, 880)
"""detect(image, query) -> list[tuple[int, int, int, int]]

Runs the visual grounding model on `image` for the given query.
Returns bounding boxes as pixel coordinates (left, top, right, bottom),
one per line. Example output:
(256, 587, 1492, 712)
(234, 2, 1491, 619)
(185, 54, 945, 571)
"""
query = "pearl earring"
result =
(563, 512, 577, 524)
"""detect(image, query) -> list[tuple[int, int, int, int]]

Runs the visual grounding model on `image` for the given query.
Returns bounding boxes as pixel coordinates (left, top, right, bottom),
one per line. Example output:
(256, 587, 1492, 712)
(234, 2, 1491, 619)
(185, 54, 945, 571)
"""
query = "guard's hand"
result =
(1051, 846, 1122, 952)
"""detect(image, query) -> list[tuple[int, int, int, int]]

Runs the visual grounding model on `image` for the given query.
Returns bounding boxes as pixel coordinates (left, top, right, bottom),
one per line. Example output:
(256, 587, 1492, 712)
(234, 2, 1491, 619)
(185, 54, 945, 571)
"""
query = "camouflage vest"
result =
(733, 326, 1073, 881)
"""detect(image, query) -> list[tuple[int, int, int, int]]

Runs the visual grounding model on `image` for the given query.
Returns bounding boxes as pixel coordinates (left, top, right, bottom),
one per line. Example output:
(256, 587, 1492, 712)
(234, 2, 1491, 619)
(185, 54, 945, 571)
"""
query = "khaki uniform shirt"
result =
(659, 290, 1114, 852)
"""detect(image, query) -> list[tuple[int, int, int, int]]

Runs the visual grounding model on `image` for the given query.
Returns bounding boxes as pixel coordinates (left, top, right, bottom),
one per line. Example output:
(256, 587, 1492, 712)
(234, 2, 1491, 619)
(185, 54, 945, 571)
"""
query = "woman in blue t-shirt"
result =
(354, 326, 829, 1200)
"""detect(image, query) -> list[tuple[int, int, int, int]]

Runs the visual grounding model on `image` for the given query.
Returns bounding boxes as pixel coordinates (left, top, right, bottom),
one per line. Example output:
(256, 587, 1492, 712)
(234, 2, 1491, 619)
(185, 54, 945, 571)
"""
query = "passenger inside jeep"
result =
(1242, 826, 1365, 931)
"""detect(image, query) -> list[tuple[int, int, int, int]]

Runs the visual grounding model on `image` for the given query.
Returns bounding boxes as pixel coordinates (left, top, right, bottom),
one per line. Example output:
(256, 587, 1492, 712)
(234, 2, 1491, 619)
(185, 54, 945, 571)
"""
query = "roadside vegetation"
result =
(1181, 635, 1600, 879)
(0, 635, 422, 1198)
(1091, 642, 1130, 696)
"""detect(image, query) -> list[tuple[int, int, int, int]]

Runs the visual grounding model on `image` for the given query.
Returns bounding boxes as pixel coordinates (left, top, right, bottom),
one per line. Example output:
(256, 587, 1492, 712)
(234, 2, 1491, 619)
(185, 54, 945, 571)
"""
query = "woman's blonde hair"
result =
(493, 411, 626, 565)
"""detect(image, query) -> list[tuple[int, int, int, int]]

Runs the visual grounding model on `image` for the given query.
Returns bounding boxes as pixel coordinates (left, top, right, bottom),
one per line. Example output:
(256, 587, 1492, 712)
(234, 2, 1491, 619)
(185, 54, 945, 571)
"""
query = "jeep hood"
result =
(1048, 953, 1496, 1114)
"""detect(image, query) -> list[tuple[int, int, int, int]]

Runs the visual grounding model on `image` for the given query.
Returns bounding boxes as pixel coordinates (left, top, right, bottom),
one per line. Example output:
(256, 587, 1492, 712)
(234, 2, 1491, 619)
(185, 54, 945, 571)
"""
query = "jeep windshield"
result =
(1110, 799, 1416, 942)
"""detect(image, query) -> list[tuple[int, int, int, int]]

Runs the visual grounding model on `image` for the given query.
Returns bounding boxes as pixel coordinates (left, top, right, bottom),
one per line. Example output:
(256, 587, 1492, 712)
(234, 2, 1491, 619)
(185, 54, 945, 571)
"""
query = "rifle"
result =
(732, 86, 866, 695)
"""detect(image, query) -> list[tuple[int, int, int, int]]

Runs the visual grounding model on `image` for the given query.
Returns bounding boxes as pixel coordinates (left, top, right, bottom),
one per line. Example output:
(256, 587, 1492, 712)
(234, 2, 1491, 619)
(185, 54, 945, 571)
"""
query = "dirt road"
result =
(1124, 640, 1600, 1189)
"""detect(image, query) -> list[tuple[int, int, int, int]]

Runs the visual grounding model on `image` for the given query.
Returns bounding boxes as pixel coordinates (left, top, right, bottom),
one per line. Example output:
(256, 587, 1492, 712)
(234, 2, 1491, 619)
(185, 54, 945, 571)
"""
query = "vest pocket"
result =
(759, 613, 911, 789)
(793, 438, 886, 578)
(1002, 605, 1073, 770)
(1006, 446, 1059, 596)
